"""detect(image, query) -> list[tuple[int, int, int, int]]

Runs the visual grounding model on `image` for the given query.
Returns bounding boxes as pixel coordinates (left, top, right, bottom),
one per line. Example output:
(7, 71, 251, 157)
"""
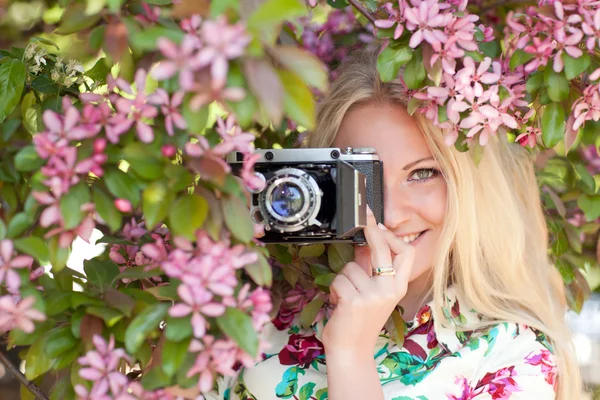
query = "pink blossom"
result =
(455, 57, 501, 98)
(0, 240, 33, 292)
(195, 16, 251, 89)
(241, 152, 266, 192)
(114, 198, 132, 213)
(404, 0, 452, 51)
(214, 115, 255, 155)
(121, 218, 147, 240)
(42, 98, 101, 142)
(0, 296, 46, 334)
(515, 127, 541, 148)
(152, 35, 202, 89)
(523, 36, 554, 73)
(78, 335, 131, 395)
(445, 15, 479, 52)
(374, 1, 407, 40)
(148, 89, 187, 136)
(582, 8, 600, 51)
(550, 29, 584, 72)
(169, 284, 226, 338)
(74, 382, 111, 400)
(572, 83, 600, 130)
(224, 283, 272, 330)
(32, 190, 62, 227)
(477, 24, 494, 42)
(114, 69, 158, 143)
(161, 144, 177, 158)
(181, 15, 202, 35)
(134, 2, 161, 26)
(188, 84, 245, 112)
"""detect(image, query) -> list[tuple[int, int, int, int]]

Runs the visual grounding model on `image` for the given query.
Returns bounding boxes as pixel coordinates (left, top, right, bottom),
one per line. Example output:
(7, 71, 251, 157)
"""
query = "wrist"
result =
(324, 344, 375, 364)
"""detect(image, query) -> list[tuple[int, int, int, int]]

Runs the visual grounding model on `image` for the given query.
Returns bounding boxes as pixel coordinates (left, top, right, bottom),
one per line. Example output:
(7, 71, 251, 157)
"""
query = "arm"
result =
(325, 347, 384, 400)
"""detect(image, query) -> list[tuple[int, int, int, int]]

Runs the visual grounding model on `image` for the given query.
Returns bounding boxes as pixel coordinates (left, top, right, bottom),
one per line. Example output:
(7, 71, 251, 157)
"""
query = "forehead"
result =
(333, 103, 433, 169)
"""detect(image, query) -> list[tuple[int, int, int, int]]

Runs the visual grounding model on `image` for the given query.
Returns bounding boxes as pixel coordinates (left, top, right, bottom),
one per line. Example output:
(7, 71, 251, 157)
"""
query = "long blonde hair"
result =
(305, 47, 581, 399)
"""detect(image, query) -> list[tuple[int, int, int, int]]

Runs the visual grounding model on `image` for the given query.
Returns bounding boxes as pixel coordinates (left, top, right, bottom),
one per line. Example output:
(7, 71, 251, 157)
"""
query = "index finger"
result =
(363, 206, 393, 270)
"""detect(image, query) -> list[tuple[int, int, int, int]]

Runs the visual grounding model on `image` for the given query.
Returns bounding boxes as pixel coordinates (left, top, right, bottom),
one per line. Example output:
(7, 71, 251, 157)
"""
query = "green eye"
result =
(409, 168, 438, 182)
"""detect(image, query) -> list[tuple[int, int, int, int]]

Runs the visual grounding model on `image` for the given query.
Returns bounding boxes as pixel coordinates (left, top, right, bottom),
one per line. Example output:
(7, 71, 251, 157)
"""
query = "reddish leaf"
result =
(244, 58, 284, 126)
(104, 22, 129, 63)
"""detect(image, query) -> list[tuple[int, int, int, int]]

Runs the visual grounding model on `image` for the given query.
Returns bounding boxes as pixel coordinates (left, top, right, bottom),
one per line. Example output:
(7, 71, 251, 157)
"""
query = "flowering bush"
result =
(0, 0, 598, 399)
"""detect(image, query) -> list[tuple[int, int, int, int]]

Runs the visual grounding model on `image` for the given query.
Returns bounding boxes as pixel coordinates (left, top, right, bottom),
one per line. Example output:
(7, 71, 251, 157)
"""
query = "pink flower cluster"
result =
(572, 69, 600, 131)
(0, 295, 45, 334)
(374, 0, 537, 146)
(152, 15, 249, 111)
(148, 230, 268, 339)
(525, 349, 558, 389)
(76, 335, 154, 400)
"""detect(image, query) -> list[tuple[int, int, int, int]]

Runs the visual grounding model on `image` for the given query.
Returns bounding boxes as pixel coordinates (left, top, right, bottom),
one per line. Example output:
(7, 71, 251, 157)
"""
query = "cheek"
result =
(418, 183, 447, 227)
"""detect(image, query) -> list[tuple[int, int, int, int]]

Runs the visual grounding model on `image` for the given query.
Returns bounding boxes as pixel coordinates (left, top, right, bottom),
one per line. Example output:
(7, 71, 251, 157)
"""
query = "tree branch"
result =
(0, 351, 49, 400)
(347, 0, 375, 24)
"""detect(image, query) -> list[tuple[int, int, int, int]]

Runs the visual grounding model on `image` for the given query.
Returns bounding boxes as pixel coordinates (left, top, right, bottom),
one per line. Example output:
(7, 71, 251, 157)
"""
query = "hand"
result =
(321, 208, 415, 355)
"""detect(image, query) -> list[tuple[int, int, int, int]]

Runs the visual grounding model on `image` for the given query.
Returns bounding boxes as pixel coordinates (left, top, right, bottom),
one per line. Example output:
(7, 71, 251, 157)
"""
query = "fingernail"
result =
(366, 206, 373, 216)
(378, 223, 388, 231)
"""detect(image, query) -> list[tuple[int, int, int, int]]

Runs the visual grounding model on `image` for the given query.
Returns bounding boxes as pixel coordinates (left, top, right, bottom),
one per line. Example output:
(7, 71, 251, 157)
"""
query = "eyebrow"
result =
(402, 157, 435, 170)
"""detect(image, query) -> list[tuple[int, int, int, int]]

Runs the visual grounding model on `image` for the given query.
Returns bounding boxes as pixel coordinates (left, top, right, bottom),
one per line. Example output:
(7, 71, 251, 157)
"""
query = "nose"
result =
(383, 185, 412, 231)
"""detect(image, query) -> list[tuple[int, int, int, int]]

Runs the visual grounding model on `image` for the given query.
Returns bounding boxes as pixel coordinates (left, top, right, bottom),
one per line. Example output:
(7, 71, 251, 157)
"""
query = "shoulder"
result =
(461, 323, 558, 399)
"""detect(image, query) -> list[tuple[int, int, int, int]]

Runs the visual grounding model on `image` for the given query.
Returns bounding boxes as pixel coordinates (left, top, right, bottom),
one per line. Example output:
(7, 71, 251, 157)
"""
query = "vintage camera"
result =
(226, 147, 384, 244)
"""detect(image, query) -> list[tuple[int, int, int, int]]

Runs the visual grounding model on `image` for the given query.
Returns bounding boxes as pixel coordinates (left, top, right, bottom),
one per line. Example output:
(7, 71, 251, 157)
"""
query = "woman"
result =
(224, 47, 581, 399)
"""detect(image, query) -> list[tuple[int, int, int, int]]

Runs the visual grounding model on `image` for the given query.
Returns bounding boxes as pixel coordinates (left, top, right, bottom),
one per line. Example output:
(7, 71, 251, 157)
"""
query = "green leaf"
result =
(143, 181, 172, 229)
(45, 291, 72, 316)
(525, 71, 544, 95)
(86, 58, 111, 84)
(222, 195, 254, 243)
(32, 74, 59, 94)
(182, 93, 209, 133)
(92, 187, 122, 232)
(278, 69, 315, 130)
(59, 182, 91, 230)
(216, 307, 259, 357)
(244, 251, 273, 286)
(546, 71, 570, 102)
(327, 243, 354, 273)
(6, 212, 33, 238)
(14, 146, 44, 172)
(141, 366, 172, 391)
(271, 46, 328, 92)
(1, 118, 21, 141)
(104, 167, 141, 207)
(162, 337, 191, 377)
(299, 297, 324, 328)
(129, 26, 184, 51)
(86, 306, 125, 327)
(403, 48, 426, 89)
(168, 194, 209, 240)
(541, 102, 565, 149)
(210, 0, 240, 17)
(30, 36, 60, 50)
(299, 382, 317, 400)
(577, 194, 600, 221)
(89, 26, 106, 52)
(124, 143, 165, 180)
(575, 164, 596, 193)
(563, 52, 590, 81)
(113, 266, 162, 283)
(56, 3, 103, 34)
(377, 46, 413, 83)
(509, 49, 534, 71)
(299, 243, 325, 258)
(24, 335, 55, 380)
(165, 315, 193, 342)
(247, 0, 306, 31)
(313, 272, 335, 288)
(0, 58, 26, 123)
(0, 219, 6, 240)
(83, 258, 120, 289)
(13, 236, 49, 263)
(125, 302, 169, 354)
(45, 327, 77, 358)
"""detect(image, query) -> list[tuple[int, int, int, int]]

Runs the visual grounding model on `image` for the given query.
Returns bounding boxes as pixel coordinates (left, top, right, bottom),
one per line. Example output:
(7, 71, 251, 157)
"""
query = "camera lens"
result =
(270, 182, 304, 218)
(265, 151, 274, 160)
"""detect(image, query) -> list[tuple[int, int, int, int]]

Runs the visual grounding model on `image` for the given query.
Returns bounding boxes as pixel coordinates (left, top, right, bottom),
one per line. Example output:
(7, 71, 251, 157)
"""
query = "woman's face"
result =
(333, 103, 447, 282)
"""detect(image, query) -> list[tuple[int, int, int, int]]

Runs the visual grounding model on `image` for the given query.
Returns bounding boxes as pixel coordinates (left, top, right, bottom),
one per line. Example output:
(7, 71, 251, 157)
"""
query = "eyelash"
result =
(408, 168, 440, 183)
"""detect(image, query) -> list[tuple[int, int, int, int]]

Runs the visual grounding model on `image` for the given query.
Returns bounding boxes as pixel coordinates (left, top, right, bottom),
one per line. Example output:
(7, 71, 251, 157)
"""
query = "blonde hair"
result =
(306, 47, 581, 399)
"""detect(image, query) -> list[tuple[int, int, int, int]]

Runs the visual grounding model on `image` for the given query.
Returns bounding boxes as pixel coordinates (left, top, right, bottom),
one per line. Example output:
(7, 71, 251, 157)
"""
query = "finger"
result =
(377, 224, 416, 287)
(339, 262, 371, 293)
(364, 206, 393, 270)
(329, 274, 359, 305)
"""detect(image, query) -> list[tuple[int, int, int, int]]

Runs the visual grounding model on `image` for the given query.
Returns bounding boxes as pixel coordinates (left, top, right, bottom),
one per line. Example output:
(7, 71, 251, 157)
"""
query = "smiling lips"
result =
(400, 230, 427, 244)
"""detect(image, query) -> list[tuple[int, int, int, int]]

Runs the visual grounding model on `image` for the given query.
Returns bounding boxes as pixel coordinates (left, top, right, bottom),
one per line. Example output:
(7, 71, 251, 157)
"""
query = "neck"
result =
(398, 271, 434, 321)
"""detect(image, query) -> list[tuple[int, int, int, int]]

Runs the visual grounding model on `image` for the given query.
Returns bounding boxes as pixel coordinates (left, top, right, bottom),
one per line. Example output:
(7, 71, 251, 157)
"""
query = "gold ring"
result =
(372, 266, 396, 276)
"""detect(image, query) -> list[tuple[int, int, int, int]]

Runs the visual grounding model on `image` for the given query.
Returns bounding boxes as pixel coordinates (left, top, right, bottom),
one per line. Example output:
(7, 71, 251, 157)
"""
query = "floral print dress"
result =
(216, 287, 558, 400)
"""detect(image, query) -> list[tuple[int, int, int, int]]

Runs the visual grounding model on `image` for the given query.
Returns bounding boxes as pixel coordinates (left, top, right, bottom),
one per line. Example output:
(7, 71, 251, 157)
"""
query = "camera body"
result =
(226, 147, 384, 244)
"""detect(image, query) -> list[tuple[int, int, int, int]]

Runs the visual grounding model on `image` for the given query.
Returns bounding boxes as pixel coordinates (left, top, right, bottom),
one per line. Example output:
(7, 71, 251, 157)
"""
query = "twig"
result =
(347, 0, 375, 24)
(0, 351, 49, 400)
